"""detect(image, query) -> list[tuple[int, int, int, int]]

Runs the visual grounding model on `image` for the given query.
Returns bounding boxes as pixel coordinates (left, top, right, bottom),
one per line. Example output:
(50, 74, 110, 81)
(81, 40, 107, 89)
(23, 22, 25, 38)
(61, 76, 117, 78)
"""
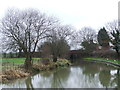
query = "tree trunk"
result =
(53, 55, 57, 62)
(24, 53, 32, 70)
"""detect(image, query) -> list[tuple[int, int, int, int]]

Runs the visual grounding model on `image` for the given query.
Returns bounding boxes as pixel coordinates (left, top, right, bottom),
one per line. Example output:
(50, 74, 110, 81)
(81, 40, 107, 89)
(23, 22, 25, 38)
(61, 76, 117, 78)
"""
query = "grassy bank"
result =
(1, 58, 41, 64)
(1, 58, 41, 71)
(1, 58, 71, 83)
(84, 58, 120, 65)
(32, 59, 71, 72)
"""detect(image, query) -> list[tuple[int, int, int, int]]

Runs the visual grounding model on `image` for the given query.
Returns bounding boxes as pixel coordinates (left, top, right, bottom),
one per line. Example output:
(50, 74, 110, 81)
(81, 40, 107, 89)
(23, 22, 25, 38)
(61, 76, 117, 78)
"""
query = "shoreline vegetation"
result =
(1, 57, 120, 83)
(84, 58, 120, 67)
(0, 58, 71, 83)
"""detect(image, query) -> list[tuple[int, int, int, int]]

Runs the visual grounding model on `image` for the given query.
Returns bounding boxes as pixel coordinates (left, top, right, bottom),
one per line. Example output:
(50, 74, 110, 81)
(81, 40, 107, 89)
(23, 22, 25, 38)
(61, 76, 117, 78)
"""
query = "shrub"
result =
(55, 59, 71, 67)
(41, 58, 50, 65)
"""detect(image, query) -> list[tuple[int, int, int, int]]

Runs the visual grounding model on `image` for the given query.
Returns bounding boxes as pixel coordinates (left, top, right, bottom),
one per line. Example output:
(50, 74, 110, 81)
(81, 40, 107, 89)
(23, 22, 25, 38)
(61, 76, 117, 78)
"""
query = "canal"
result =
(1, 60, 120, 88)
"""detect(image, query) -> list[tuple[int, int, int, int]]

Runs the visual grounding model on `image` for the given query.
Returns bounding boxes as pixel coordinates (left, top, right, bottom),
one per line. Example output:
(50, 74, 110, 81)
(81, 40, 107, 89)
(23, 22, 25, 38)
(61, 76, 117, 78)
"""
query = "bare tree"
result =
(77, 27, 97, 43)
(1, 8, 58, 70)
(45, 25, 73, 62)
(106, 20, 118, 33)
(72, 27, 97, 53)
(111, 30, 120, 57)
(38, 42, 51, 58)
(106, 20, 120, 55)
(105, 20, 120, 58)
(105, 20, 120, 38)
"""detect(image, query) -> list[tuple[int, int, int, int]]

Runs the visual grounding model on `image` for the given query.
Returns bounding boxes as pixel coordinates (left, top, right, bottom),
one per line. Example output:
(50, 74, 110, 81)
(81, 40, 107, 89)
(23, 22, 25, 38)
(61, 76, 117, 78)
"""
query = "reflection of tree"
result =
(117, 69, 120, 89)
(106, 68, 120, 89)
(40, 71, 52, 77)
(36, 68, 70, 88)
(25, 77, 34, 90)
(82, 66, 99, 78)
(99, 70, 111, 88)
(117, 69, 120, 90)
(51, 68, 70, 88)
(80, 61, 100, 78)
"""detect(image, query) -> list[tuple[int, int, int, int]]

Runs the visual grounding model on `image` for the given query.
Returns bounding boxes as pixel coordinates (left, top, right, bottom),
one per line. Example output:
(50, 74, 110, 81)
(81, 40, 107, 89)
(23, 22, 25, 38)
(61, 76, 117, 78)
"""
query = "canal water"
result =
(1, 60, 120, 88)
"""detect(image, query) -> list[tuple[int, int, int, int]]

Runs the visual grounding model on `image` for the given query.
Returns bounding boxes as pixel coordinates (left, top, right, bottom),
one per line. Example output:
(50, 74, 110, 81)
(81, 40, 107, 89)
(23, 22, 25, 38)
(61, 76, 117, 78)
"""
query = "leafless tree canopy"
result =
(77, 27, 97, 43)
(106, 20, 118, 32)
(43, 25, 74, 62)
(105, 20, 120, 41)
(2, 8, 58, 52)
(1, 8, 59, 69)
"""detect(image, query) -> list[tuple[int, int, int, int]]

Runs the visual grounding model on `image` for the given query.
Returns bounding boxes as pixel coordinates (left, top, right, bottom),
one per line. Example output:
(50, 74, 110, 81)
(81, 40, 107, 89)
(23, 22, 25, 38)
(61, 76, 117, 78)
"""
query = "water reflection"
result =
(51, 68, 70, 88)
(99, 70, 111, 88)
(1, 60, 120, 88)
(117, 69, 120, 89)
(25, 76, 34, 90)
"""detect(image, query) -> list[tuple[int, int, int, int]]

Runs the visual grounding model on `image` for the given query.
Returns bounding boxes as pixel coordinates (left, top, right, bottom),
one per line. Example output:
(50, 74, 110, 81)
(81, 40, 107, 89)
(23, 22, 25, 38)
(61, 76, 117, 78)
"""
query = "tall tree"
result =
(78, 27, 97, 43)
(106, 20, 118, 34)
(46, 25, 73, 62)
(97, 27, 110, 47)
(76, 27, 97, 51)
(106, 20, 120, 57)
(1, 8, 58, 70)
(111, 29, 120, 57)
(81, 40, 97, 53)
(38, 42, 51, 58)
(40, 38, 70, 61)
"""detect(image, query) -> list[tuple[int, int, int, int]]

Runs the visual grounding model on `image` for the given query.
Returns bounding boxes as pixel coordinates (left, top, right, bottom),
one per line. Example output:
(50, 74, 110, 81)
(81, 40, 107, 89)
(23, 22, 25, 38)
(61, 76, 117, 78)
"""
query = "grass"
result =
(1, 58, 71, 73)
(0, 58, 41, 72)
(1, 58, 41, 65)
(84, 58, 120, 65)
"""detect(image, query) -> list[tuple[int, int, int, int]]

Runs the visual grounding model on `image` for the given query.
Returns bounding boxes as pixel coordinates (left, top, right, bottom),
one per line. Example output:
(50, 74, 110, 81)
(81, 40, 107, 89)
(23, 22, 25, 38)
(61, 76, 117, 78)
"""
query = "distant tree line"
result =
(73, 20, 120, 58)
(1, 8, 120, 70)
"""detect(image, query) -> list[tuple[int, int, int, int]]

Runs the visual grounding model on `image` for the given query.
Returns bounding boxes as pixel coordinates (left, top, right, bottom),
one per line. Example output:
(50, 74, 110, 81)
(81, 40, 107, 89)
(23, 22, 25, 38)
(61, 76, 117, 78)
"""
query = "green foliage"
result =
(33, 59, 71, 71)
(2, 53, 6, 58)
(9, 52, 13, 58)
(97, 27, 110, 47)
(85, 58, 120, 64)
(40, 38, 70, 61)
(2, 53, 17, 58)
(57, 39, 70, 57)
(81, 40, 97, 53)
(111, 29, 120, 56)
(55, 59, 71, 67)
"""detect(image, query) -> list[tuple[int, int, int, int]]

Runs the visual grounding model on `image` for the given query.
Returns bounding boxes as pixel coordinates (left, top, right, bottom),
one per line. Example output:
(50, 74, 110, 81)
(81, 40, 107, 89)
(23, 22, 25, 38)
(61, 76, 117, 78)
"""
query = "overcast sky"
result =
(0, 0, 119, 30)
